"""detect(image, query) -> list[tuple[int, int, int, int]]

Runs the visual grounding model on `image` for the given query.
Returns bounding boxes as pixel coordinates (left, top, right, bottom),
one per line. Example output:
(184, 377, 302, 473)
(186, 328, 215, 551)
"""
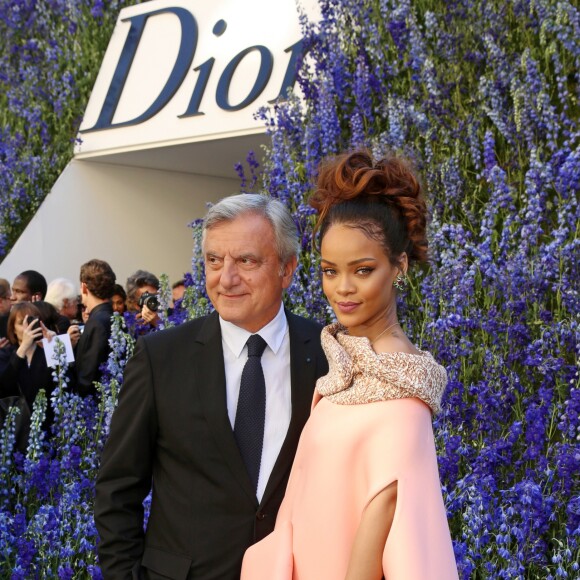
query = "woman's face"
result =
(14, 314, 26, 344)
(111, 294, 126, 314)
(320, 224, 406, 338)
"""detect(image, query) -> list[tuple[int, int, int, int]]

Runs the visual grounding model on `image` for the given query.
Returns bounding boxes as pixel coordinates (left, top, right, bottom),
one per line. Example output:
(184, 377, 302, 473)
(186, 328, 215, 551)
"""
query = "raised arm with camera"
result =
(138, 291, 161, 327)
(126, 270, 161, 328)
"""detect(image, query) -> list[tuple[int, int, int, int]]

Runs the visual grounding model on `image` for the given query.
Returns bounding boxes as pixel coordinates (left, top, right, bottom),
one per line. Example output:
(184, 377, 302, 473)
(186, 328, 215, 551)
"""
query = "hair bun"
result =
(310, 150, 429, 264)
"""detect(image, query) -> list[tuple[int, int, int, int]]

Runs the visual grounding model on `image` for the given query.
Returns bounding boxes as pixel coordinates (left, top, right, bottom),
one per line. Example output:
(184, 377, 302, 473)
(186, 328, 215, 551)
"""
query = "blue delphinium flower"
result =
(1, 0, 578, 576)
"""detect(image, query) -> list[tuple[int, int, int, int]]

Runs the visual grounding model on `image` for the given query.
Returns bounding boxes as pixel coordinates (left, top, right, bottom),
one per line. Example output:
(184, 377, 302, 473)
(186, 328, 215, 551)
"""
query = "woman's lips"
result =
(336, 301, 360, 313)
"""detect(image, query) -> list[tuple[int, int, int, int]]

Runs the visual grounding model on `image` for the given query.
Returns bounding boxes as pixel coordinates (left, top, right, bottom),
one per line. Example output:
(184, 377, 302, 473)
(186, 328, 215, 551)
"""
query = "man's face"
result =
(11, 276, 32, 303)
(125, 284, 157, 312)
(61, 297, 78, 320)
(0, 291, 11, 315)
(172, 284, 185, 304)
(204, 213, 296, 333)
(135, 285, 158, 304)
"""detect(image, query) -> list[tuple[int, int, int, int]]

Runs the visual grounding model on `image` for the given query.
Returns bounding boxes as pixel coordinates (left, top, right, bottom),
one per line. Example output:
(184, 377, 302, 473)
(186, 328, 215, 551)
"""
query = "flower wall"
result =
(1, 0, 579, 577)
(0, 0, 131, 258)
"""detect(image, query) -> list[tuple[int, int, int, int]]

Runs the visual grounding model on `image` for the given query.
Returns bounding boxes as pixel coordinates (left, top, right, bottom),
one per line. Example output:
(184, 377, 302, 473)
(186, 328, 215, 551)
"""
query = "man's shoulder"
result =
(141, 313, 214, 347)
(87, 302, 114, 326)
(286, 310, 325, 334)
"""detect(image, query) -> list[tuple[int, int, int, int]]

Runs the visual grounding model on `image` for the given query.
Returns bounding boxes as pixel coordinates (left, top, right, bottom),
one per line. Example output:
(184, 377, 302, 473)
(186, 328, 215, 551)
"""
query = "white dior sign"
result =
(76, 0, 311, 156)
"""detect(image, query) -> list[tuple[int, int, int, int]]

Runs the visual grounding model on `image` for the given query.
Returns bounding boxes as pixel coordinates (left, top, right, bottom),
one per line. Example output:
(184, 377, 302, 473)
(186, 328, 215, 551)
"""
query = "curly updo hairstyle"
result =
(310, 150, 429, 266)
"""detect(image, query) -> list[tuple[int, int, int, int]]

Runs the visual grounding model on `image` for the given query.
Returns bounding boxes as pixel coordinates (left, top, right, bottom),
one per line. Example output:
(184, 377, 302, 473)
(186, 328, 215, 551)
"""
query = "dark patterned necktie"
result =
(234, 334, 267, 493)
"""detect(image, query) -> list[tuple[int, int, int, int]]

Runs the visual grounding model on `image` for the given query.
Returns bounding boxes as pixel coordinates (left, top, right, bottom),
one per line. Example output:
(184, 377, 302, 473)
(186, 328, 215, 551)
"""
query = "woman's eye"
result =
(356, 267, 374, 275)
(321, 268, 336, 276)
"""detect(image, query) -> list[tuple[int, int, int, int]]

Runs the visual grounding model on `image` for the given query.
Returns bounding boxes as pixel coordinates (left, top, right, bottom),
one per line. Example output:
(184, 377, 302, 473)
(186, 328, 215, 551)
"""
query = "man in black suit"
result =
(95, 194, 327, 580)
(69, 259, 116, 397)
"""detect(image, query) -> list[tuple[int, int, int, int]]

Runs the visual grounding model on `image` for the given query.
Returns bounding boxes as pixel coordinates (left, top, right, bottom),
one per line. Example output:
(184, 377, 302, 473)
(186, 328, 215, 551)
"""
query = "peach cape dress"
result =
(242, 323, 459, 580)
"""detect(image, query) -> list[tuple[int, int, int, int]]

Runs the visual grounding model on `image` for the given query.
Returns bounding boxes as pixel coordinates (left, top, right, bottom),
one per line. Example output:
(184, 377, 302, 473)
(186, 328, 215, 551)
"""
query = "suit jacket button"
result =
(256, 511, 267, 520)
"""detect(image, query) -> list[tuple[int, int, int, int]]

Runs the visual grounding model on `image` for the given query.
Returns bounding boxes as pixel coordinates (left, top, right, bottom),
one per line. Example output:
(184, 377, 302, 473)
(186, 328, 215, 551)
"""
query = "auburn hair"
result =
(310, 150, 428, 265)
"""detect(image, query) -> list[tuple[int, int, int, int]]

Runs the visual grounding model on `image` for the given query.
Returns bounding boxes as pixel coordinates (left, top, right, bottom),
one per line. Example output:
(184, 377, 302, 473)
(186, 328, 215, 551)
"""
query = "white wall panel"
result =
(0, 160, 237, 287)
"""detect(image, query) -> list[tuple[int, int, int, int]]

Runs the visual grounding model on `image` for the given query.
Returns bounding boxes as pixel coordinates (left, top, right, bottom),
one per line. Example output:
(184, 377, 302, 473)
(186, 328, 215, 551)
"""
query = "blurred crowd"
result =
(0, 261, 185, 441)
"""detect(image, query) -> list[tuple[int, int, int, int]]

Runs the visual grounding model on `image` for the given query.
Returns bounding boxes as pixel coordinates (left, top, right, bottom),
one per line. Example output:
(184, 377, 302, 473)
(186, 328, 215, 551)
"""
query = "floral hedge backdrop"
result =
(0, 0, 128, 259)
(1, 0, 579, 577)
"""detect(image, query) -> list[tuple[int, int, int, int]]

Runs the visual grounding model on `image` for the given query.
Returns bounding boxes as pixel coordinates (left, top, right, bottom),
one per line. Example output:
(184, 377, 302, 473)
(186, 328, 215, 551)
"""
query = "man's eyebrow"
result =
(204, 251, 261, 261)
(320, 258, 377, 266)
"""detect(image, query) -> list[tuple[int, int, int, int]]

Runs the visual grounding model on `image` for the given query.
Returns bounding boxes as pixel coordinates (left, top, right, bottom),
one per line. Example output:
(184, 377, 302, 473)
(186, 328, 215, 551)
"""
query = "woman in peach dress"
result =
(242, 150, 458, 579)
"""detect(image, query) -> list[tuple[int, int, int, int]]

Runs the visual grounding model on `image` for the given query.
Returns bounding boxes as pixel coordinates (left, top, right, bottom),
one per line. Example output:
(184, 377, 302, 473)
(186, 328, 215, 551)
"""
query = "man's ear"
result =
(281, 255, 298, 290)
(80, 282, 88, 295)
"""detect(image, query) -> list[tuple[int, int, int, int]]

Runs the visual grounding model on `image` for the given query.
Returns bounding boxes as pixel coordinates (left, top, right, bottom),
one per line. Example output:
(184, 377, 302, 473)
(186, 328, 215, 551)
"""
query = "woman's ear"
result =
(398, 252, 409, 276)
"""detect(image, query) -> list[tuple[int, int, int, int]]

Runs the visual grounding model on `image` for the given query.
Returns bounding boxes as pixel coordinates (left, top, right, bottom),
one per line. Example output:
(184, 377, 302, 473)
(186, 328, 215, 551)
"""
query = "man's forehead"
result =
(12, 277, 28, 290)
(136, 285, 157, 295)
(204, 217, 274, 252)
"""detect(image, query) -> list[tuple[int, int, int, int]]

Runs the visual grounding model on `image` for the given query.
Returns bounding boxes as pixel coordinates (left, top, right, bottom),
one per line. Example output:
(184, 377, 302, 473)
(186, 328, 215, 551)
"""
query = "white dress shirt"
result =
(219, 304, 292, 502)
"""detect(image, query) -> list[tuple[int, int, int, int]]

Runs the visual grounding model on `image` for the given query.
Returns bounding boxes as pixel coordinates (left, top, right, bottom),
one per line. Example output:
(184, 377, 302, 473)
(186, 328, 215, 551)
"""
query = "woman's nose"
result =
(336, 275, 355, 295)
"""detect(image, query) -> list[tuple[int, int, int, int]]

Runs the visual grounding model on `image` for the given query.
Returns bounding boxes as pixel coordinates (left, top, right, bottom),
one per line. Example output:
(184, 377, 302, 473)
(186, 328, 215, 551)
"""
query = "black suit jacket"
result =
(95, 310, 327, 580)
(73, 302, 113, 396)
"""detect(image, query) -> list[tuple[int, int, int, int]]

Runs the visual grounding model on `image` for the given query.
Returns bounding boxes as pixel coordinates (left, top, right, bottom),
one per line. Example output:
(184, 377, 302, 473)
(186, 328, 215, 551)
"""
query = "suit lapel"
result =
(261, 312, 319, 505)
(193, 312, 257, 504)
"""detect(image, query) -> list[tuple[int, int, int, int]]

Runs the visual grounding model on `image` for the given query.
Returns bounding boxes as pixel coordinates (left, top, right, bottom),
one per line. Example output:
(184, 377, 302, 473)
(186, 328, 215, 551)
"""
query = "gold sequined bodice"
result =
(316, 323, 448, 414)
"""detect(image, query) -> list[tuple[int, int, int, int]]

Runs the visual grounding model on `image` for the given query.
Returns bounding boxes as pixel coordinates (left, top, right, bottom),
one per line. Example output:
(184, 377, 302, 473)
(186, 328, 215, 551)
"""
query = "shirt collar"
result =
(219, 303, 287, 358)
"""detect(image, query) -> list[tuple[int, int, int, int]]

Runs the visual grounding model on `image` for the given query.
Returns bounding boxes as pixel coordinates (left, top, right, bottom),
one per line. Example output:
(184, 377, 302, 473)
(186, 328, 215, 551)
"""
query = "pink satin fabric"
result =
(242, 396, 458, 579)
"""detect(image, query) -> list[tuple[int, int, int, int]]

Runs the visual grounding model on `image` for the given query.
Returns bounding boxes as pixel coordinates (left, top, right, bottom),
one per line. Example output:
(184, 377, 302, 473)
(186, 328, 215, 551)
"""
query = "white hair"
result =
(202, 193, 299, 265)
(45, 278, 78, 311)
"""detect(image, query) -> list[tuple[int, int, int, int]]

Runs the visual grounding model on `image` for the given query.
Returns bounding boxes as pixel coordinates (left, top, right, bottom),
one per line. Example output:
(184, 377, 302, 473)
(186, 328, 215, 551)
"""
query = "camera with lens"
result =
(138, 291, 159, 312)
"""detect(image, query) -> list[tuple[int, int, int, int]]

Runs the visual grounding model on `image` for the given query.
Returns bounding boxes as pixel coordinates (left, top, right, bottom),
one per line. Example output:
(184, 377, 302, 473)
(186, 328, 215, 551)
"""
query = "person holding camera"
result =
(138, 290, 160, 326)
(125, 269, 162, 329)
(68, 259, 116, 397)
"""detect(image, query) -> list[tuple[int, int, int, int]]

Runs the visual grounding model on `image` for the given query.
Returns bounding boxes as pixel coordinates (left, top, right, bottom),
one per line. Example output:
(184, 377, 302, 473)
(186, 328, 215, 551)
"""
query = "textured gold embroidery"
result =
(316, 323, 448, 414)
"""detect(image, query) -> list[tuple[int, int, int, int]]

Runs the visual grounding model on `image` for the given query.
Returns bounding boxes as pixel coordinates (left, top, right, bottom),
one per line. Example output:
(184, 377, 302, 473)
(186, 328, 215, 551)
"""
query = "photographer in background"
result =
(125, 269, 161, 328)
(68, 259, 116, 397)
